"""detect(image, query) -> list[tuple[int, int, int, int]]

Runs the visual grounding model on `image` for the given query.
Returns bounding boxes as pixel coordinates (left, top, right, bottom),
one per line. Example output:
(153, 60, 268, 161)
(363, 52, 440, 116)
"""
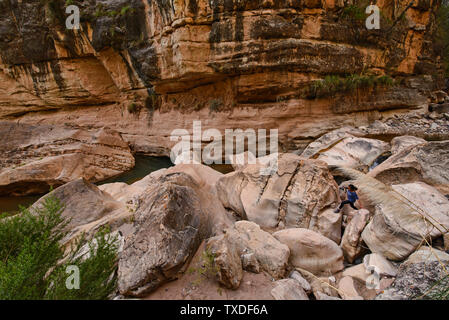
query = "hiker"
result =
(334, 184, 363, 213)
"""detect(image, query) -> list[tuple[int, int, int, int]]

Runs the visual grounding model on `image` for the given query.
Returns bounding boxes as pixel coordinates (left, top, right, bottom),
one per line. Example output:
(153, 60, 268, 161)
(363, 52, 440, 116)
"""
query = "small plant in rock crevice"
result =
(187, 248, 219, 287)
(127, 102, 139, 114)
(209, 99, 223, 114)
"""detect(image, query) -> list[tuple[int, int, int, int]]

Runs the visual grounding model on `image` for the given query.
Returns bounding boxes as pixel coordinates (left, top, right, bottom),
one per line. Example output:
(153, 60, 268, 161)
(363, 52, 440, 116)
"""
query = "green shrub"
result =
(436, 0, 449, 77)
(308, 74, 395, 99)
(342, 4, 367, 21)
(127, 102, 138, 113)
(145, 90, 159, 111)
(209, 99, 223, 113)
(94, 4, 134, 18)
(0, 197, 119, 300)
(120, 5, 132, 16)
(45, 228, 119, 300)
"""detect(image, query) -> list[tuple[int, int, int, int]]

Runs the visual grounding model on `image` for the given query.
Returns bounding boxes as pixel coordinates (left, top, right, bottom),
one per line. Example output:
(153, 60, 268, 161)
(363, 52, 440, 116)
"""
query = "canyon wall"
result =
(0, 0, 445, 157)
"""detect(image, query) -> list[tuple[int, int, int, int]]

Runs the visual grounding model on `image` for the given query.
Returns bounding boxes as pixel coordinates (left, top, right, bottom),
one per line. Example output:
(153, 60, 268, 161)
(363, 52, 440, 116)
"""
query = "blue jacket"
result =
(347, 190, 359, 203)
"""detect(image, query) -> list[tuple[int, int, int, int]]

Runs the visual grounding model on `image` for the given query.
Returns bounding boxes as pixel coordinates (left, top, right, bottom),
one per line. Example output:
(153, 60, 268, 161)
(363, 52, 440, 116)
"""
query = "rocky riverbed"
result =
(1, 0, 449, 300)
(13, 102, 448, 300)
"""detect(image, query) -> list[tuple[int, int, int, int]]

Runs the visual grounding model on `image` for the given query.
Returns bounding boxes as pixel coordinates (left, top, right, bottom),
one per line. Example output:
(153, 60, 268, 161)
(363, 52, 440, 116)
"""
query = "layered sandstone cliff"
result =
(0, 0, 447, 193)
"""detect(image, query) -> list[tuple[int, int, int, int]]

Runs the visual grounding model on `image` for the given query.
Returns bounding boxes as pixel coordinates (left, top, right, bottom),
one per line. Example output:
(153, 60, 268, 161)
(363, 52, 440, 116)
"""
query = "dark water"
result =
(0, 155, 174, 214)
(0, 195, 41, 215)
(96, 155, 174, 185)
(369, 152, 392, 171)
(0, 155, 233, 214)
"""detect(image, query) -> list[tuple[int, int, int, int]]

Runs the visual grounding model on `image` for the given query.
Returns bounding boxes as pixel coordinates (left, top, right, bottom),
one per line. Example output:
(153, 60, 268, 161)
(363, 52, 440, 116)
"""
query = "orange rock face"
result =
(0, 0, 444, 157)
(0, 122, 135, 196)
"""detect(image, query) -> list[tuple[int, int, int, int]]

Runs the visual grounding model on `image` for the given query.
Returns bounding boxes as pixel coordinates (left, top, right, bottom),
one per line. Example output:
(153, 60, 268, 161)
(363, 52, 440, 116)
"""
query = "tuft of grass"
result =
(209, 99, 223, 113)
(416, 272, 449, 300)
(188, 248, 219, 287)
(127, 102, 138, 113)
(120, 5, 131, 16)
(94, 4, 135, 18)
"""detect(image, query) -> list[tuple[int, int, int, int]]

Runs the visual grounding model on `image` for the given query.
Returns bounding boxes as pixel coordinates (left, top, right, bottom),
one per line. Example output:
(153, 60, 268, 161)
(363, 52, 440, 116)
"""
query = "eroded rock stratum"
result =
(0, 0, 445, 157)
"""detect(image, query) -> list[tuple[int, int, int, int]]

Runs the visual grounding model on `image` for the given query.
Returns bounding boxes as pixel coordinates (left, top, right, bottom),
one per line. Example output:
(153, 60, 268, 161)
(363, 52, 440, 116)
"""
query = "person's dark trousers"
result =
(338, 200, 358, 210)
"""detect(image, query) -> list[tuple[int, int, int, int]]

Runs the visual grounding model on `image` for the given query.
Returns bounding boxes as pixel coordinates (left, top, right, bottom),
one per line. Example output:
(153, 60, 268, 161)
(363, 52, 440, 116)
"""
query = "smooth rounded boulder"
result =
(31, 178, 129, 245)
(117, 167, 234, 297)
(316, 136, 390, 172)
(369, 140, 449, 194)
(225, 221, 290, 279)
(340, 209, 371, 263)
(217, 153, 341, 241)
(390, 135, 426, 154)
(273, 228, 344, 276)
(361, 182, 449, 261)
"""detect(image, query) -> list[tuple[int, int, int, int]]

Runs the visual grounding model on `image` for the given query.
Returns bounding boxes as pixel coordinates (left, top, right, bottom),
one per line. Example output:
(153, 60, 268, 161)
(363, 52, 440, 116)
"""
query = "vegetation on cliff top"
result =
(436, 0, 449, 77)
(308, 74, 395, 99)
(0, 197, 119, 300)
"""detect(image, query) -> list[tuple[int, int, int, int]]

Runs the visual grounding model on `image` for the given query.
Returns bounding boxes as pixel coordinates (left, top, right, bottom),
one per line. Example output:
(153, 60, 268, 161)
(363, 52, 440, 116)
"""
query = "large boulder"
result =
(316, 136, 390, 172)
(403, 246, 449, 266)
(390, 136, 426, 154)
(117, 169, 233, 297)
(337, 276, 364, 300)
(361, 182, 449, 261)
(340, 209, 371, 263)
(217, 153, 341, 240)
(163, 164, 234, 234)
(369, 141, 449, 194)
(118, 175, 205, 297)
(300, 127, 365, 159)
(0, 122, 135, 196)
(31, 178, 130, 245)
(102, 164, 234, 234)
(273, 228, 344, 276)
(206, 234, 243, 290)
(376, 247, 449, 300)
(225, 221, 290, 279)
